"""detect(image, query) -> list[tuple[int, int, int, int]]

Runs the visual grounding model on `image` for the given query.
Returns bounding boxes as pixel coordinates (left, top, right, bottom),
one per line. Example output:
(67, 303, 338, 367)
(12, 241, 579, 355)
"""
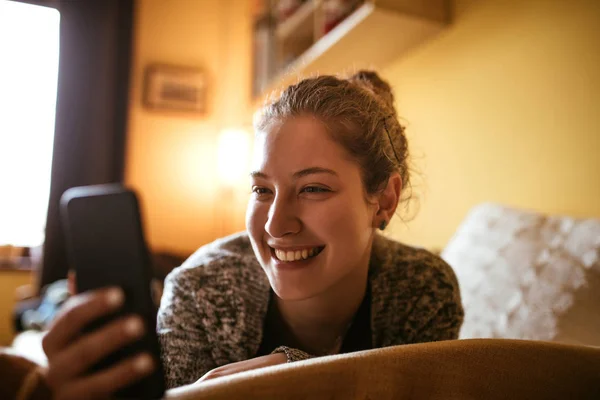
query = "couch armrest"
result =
(164, 339, 600, 400)
(0, 348, 51, 400)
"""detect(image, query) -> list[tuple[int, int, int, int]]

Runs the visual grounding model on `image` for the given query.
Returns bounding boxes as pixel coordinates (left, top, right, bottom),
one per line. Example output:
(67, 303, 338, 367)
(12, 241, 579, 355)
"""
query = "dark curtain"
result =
(16, 0, 135, 289)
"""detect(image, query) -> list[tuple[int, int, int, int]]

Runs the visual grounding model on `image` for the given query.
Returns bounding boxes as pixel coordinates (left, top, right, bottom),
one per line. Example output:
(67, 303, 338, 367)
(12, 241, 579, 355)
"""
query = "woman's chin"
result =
(269, 280, 322, 302)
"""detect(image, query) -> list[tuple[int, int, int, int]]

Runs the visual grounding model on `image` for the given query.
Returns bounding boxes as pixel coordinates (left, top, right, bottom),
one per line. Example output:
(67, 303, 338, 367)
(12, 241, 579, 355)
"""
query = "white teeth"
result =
(274, 247, 321, 262)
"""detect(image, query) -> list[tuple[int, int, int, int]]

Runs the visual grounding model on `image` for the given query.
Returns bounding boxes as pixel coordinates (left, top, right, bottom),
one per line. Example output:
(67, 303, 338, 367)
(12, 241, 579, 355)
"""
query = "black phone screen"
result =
(60, 184, 166, 399)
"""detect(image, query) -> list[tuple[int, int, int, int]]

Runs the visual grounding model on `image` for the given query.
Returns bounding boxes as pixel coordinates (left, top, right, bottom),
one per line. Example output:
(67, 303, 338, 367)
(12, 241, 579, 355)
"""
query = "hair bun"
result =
(348, 70, 395, 114)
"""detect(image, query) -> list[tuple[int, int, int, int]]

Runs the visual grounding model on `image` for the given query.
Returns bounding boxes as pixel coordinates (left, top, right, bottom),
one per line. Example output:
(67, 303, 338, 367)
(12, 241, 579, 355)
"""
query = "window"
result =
(0, 0, 60, 249)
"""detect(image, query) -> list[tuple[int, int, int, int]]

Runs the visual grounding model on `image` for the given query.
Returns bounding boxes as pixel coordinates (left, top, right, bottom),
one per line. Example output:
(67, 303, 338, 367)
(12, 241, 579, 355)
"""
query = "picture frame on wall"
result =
(143, 64, 207, 114)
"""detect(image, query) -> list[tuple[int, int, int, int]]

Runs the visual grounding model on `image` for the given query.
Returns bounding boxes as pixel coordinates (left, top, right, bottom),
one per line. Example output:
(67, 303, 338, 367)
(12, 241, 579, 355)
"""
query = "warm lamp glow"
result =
(217, 128, 251, 187)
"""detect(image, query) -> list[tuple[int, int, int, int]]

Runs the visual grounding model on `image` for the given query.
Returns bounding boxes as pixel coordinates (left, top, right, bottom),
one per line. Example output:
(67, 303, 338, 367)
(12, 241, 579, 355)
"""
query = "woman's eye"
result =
(301, 186, 331, 194)
(252, 187, 271, 196)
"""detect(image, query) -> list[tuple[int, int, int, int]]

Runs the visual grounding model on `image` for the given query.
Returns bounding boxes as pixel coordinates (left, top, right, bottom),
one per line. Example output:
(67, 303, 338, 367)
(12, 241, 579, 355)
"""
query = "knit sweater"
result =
(157, 232, 464, 389)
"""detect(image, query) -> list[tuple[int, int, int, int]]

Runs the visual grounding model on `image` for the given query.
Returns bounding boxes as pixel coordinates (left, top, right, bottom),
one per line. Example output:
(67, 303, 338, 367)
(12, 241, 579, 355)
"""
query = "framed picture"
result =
(143, 64, 207, 114)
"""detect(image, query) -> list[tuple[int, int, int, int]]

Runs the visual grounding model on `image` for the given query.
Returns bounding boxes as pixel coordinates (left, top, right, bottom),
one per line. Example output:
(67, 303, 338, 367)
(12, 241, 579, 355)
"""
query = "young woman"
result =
(41, 71, 463, 398)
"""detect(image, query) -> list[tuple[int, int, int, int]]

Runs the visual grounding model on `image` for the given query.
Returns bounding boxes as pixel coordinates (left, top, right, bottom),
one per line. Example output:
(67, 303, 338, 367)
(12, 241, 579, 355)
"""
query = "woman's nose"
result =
(265, 195, 301, 238)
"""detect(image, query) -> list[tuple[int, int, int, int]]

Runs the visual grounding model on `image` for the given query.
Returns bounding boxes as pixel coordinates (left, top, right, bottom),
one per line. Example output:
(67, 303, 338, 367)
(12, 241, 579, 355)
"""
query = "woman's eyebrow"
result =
(249, 167, 338, 180)
(292, 167, 338, 179)
(250, 171, 268, 179)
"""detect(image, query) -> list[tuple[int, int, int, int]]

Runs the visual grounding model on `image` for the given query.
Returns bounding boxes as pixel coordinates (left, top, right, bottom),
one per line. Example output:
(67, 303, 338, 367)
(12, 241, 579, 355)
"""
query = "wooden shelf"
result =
(276, 0, 318, 42)
(253, 0, 450, 107)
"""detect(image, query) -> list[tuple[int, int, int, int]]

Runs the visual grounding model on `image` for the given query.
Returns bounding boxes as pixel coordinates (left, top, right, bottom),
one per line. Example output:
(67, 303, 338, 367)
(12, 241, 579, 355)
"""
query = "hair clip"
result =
(382, 115, 401, 164)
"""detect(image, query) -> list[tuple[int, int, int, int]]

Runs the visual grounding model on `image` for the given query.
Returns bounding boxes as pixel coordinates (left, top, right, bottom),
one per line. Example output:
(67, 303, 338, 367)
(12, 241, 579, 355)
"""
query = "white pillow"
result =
(441, 203, 600, 346)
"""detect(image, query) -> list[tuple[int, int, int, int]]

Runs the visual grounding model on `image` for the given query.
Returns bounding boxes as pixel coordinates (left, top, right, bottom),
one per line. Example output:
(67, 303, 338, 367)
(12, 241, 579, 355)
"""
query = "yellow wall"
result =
(384, 0, 600, 250)
(126, 0, 600, 254)
(125, 0, 252, 255)
(0, 271, 32, 346)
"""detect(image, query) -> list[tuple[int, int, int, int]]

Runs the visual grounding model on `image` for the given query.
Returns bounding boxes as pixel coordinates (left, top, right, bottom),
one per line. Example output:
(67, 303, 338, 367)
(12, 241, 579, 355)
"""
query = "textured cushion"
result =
(441, 203, 600, 345)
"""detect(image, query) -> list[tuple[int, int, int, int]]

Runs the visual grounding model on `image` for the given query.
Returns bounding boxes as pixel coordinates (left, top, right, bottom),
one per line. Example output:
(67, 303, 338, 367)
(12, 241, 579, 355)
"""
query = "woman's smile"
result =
(269, 245, 326, 264)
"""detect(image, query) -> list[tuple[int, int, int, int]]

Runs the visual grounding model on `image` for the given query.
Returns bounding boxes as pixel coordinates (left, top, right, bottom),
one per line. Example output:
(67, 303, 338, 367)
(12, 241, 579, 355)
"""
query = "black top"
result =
(256, 283, 372, 357)
(339, 282, 372, 354)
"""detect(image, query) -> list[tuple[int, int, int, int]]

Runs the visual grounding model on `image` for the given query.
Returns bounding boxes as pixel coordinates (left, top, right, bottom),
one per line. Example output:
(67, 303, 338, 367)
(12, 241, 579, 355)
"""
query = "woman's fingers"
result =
(197, 353, 287, 383)
(52, 352, 155, 400)
(67, 270, 76, 296)
(41, 285, 156, 400)
(42, 287, 124, 357)
(46, 314, 145, 385)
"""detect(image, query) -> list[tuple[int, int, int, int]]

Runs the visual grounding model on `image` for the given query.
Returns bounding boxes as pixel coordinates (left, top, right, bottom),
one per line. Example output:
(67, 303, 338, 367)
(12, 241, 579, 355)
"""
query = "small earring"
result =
(379, 220, 387, 231)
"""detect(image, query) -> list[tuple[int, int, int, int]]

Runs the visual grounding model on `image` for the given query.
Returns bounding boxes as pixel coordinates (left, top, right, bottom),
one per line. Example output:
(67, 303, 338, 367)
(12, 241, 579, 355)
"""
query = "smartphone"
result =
(60, 184, 166, 399)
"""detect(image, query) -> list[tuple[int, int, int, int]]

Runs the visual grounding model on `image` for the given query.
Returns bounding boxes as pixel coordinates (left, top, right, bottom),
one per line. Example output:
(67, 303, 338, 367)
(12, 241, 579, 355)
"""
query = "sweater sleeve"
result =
(405, 259, 464, 343)
(157, 267, 216, 389)
(411, 290, 463, 342)
(271, 346, 314, 362)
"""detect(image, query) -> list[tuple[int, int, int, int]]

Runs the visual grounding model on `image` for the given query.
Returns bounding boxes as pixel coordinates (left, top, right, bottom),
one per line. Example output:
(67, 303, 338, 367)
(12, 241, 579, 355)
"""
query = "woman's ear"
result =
(374, 173, 402, 229)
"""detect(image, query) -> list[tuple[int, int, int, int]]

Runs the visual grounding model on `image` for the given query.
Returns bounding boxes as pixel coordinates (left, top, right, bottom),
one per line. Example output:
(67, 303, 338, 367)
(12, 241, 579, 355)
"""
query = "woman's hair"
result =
(254, 70, 412, 208)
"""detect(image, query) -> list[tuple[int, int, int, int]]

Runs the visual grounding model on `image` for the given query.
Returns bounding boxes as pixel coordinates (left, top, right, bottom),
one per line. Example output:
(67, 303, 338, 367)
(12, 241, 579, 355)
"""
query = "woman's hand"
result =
(196, 353, 287, 383)
(41, 286, 155, 400)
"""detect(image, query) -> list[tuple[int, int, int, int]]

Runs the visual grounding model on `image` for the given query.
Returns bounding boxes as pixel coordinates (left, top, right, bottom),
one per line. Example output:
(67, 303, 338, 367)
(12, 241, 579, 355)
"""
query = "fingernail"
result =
(125, 317, 144, 337)
(134, 354, 153, 373)
(106, 287, 124, 307)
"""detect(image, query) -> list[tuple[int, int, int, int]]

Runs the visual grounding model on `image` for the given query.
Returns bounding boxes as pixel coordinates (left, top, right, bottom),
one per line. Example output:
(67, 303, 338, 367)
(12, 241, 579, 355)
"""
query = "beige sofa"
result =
(164, 338, 600, 400)
(2, 338, 599, 399)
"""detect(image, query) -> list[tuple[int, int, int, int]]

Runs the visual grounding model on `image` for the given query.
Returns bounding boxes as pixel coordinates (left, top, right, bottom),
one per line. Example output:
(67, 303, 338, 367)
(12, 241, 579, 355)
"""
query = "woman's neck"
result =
(271, 254, 371, 356)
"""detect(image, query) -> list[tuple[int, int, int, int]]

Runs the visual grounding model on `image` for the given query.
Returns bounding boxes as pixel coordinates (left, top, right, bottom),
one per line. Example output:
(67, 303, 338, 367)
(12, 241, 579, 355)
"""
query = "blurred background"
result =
(0, 0, 599, 347)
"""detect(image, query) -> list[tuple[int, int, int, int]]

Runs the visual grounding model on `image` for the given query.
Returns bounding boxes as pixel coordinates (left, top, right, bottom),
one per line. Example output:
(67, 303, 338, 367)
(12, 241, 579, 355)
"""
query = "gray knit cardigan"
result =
(157, 232, 464, 389)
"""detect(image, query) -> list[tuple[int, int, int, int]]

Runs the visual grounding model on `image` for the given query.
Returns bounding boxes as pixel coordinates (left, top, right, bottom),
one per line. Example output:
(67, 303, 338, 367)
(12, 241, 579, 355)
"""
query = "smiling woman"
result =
(153, 71, 464, 389)
(40, 70, 464, 395)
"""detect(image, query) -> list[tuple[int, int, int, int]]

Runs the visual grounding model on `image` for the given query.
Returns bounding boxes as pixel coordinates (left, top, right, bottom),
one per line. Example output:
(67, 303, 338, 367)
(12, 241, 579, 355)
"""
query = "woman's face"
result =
(246, 116, 377, 301)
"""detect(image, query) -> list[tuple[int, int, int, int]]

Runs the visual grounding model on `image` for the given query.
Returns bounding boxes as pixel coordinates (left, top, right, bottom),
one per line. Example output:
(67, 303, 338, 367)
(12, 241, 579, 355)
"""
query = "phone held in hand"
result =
(60, 184, 166, 399)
